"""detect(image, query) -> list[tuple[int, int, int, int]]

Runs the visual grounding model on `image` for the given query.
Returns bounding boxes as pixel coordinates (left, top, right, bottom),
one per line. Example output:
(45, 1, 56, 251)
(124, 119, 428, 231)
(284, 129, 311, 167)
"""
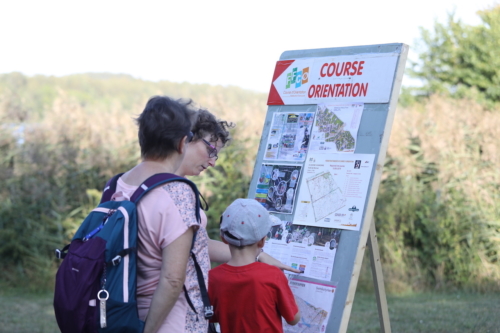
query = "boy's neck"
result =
(227, 243, 262, 267)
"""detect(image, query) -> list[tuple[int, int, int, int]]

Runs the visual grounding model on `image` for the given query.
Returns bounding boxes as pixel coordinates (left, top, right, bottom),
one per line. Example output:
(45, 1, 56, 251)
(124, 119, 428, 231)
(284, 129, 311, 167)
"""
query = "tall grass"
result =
(374, 95, 500, 292)
(0, 92, 138, 289)
(0, 73, 266, 289)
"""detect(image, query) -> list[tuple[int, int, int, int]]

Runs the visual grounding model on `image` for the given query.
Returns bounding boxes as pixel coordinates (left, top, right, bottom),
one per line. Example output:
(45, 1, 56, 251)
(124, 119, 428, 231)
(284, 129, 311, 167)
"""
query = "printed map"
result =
(306, 171, 346, 221)
(284, 296, 328, 333)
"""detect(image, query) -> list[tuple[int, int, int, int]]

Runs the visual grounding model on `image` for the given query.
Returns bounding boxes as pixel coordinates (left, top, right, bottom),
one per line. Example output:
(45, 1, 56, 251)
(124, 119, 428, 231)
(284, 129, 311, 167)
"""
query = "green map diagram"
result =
(284, 296, 328, 333)
(315, 107, 355, 151)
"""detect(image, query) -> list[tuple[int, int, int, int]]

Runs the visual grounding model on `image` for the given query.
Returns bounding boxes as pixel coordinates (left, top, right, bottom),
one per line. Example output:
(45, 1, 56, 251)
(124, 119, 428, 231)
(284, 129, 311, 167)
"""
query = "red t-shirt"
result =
(209, 262, 298, 333)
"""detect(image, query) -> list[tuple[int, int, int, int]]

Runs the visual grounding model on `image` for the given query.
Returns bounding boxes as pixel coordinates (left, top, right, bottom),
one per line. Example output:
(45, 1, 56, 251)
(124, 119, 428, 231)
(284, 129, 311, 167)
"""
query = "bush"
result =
(374, 96, 500, 292)
(0, 73, 266, 290)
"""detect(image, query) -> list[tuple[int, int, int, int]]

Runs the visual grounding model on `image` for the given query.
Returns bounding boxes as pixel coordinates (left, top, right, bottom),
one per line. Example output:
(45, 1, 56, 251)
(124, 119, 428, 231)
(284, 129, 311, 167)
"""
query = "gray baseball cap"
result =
(220, 198, 271, 247)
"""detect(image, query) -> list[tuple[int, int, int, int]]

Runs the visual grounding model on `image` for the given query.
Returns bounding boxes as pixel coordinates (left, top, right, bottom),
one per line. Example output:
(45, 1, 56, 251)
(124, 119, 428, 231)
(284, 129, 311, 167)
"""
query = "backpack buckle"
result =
(111, 255, 122, 266)
(204, 306, 214, 319)
(55, 249, 63, 259)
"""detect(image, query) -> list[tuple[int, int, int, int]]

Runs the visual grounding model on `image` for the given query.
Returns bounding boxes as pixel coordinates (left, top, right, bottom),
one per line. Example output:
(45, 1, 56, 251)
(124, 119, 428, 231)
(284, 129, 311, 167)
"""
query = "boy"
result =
(208, 198, 301, 332)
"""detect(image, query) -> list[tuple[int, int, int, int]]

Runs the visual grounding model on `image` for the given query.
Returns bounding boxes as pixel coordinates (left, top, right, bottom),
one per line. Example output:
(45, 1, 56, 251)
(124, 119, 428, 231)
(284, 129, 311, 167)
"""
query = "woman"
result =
(176, 109, 301, 269)
(122, 99, 298, 333)
(114, 96, 208, 333)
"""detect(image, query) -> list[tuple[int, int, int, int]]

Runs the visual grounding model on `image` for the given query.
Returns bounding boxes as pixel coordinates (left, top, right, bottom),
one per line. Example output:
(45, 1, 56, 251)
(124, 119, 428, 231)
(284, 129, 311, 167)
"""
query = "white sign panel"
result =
(268, 52, 398, 105)
(264, 222, 342, 282)
(283, 278, 336, 333)
(294, 154, 375, 230)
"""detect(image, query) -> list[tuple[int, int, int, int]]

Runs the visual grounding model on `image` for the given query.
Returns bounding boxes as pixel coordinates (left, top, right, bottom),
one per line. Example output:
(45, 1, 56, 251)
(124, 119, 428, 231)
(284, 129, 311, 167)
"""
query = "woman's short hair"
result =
(191, 109, 235, 146)
(136, 96, 197, 160)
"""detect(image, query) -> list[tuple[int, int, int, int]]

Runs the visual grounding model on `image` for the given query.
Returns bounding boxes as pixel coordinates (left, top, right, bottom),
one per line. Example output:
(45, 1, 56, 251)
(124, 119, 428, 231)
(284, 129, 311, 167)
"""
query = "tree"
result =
(410, 5, 500, 105)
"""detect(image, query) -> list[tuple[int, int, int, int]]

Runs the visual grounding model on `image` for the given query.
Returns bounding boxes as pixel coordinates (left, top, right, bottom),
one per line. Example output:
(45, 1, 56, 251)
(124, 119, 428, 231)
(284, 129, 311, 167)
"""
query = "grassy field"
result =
(348, 292, 500, 333)
(0, 289, 499, 333)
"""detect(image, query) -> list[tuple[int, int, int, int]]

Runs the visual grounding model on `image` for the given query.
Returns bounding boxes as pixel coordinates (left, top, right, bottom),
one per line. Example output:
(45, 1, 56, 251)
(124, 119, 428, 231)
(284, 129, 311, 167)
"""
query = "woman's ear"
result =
(177, 136, 188, 154)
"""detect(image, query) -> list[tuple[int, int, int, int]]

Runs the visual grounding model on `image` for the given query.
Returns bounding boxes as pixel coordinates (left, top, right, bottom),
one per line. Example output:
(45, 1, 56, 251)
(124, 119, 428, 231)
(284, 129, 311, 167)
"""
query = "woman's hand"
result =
(258, 251, 302, 274)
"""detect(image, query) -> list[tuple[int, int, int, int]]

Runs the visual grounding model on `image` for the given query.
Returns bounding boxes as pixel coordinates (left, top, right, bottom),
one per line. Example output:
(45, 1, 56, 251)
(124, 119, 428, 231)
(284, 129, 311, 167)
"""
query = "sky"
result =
(0, 0, 497, 93)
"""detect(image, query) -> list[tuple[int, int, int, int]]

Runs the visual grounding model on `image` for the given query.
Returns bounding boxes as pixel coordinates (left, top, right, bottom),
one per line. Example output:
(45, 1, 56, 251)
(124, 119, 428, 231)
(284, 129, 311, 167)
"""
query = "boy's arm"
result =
(208, 239, 302, 274)
(286, 297, 301, 325)
(276, 269, 301, 326)
(258, 251, 301, 273)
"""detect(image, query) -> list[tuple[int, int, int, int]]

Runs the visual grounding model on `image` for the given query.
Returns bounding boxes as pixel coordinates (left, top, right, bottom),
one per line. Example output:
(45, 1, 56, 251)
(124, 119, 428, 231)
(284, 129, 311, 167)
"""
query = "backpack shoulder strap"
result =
(130, 173, 202, 224)
(99, 173, 124, 204)
(132, 173, 211, 318)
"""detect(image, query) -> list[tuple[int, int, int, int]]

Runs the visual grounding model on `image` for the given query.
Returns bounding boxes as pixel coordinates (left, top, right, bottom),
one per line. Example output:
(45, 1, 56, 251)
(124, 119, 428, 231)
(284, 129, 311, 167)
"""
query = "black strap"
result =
(183, 230, 213, 319)
(191, 251, 212, 317)
(183, 285, 197, 314)
(99, 173, 124, 204)
(199, 193, 209, 211)
(55, 244, 70, 259)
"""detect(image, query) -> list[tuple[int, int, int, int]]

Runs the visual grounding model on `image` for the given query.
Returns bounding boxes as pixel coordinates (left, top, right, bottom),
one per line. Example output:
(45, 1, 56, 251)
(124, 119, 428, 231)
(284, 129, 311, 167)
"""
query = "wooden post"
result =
(367, 218, 391, 333)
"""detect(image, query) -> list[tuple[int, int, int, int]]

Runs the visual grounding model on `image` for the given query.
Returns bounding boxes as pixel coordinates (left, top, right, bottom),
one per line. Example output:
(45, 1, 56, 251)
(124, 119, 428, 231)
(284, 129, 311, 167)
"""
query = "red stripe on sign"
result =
(267, 84, 284, 105)
(267, 60, 294, 105)
(271, 60, 294, 82)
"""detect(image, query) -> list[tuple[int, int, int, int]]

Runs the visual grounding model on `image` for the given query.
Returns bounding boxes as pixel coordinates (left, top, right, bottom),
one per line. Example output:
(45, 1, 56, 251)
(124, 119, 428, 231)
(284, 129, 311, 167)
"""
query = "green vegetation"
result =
(0, 51, 499, 295)
(374, 96, 500, 292)
(0, 290, 59, 333)
(410, 5, 500, 107)
(347, 291, 500, 333)
(2, 288, 498, 333)
(0, 72, 266, 289)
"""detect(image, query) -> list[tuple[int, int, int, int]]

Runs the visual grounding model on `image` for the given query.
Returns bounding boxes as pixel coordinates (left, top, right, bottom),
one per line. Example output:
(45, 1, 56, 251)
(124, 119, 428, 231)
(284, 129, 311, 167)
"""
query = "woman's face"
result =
(176, 134, 224, 177)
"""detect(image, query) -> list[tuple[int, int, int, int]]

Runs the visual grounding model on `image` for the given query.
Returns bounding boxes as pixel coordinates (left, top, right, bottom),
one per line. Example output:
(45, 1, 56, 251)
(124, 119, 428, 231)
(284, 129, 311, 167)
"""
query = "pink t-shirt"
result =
(116, 177, 210, 333)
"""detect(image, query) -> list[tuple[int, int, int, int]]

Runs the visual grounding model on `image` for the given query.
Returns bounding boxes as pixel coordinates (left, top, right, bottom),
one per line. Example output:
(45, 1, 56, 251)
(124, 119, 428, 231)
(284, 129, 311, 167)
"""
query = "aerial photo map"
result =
(310, 103, 363, 154)
(317, 108, 355, 151)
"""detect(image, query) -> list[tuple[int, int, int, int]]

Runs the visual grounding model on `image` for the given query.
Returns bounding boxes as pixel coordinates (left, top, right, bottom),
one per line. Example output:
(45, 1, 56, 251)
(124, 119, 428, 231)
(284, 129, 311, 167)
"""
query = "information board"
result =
(248, 43, 408, 333)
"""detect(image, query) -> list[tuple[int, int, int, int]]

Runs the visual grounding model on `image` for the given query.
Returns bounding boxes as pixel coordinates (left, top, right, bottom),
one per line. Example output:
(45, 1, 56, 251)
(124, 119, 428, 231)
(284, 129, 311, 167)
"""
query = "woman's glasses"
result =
(202, 139, 219, 160)
(187, 131, 194, 143)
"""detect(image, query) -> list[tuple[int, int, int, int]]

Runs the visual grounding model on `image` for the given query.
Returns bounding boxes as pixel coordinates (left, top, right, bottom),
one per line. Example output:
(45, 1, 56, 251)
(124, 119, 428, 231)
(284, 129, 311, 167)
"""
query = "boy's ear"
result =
(220, 232, 229, 245)
(257, 237, 266, 248)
